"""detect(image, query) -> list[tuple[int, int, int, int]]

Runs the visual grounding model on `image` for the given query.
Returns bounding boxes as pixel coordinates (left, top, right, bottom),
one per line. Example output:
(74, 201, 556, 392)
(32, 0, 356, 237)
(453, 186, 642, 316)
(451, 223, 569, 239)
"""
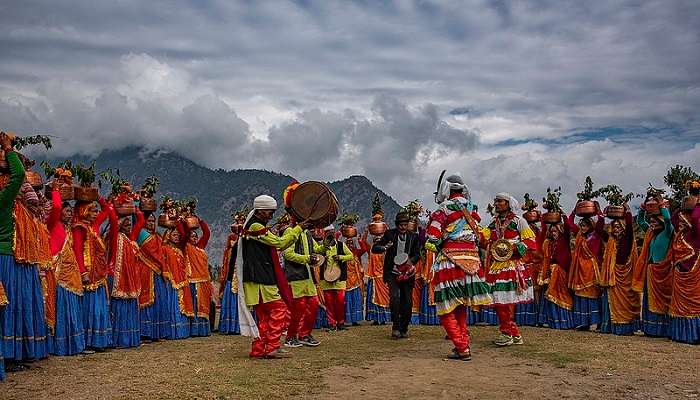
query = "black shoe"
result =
(5, 362, 30, 372)
(326, 327, 338, 333)
(352, 322, 360, 326)
(372, 321, 380, 326)
(299, 335, 321, 347)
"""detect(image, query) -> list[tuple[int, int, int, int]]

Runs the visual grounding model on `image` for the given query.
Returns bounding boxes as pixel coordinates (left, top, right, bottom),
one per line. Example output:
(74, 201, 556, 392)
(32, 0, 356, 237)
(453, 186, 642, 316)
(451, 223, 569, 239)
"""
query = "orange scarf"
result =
(669, 232, 700, 317)
(13, 201, 51, 267)
(185, 243, 211, 283)
(73, 222, 108, 291)
(111, 233, 143, 299)
(606, 241, 641, 324)
(162, 244, 194, 317)
(634, 229, 673, 314)
(568, 232, 601, 298)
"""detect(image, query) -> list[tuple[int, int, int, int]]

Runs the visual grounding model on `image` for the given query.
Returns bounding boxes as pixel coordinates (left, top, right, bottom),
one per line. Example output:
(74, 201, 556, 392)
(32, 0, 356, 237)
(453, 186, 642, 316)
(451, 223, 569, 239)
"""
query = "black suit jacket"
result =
(371, 229, 421, 283)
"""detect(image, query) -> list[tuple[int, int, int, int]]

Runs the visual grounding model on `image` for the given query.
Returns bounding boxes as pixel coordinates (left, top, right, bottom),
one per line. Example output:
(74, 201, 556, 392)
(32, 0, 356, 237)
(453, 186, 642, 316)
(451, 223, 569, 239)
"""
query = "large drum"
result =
(288, 181, 339, 229)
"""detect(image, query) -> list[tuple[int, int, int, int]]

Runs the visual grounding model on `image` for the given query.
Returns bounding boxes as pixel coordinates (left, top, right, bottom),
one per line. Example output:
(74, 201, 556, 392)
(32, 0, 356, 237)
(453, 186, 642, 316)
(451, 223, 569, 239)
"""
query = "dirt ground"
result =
(2, 324, 699, 400)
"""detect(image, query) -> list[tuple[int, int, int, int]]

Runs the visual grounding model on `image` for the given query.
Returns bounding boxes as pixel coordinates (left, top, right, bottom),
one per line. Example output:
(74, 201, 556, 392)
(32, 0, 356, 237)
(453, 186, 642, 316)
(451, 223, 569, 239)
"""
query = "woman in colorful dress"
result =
(481, 193, 535, 347)
(597, 205, 640, 335)
(162, 228, 192, 339)
(137, 213, 171, 341)
(178, 218, 212, 337)
(668, 204, 700, 344)
(515, 214, 542, 327)
(0, 132, 48, 368)
(538, 217, 575, 330)
(634, 196, 674, 337)
(566, 208, 604, 330)
(365, 234, 392, 325)
(106, 207, 144, 348)
(46, 183, 86, 355)
(344, 230, 368, 326)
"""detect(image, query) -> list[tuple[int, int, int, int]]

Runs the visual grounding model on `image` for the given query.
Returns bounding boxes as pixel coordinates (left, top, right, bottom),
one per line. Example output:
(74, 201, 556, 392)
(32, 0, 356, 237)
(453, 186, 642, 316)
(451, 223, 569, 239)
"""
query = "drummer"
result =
(282, 223, 324, 348)
(371, 212, 421, 339)
(318, 225, 354, 332)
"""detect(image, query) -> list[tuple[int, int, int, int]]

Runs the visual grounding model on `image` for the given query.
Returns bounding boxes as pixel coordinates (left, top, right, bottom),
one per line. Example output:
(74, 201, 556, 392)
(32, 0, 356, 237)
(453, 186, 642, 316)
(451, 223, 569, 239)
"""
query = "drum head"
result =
(394, 253, 409, 266)
(289, 181, 339, 228)
(324, 265, 341, 282)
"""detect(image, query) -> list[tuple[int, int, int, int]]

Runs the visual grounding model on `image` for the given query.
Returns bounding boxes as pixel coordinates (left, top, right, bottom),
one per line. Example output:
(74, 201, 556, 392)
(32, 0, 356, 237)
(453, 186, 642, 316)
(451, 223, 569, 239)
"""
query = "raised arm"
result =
(661, 206, 673, 239)
(130, 209, 146, 241)
(636, 209, 649, 232)
(176, 220, 189, 250)
(595, 214, 608, 242)
(251, 223, 302, 249)
(107, 205, 119, 265)
(92, 197, 111, 232)
(0, 150, 25, 209)
(47, 188, 62, 231)
(691, 206, 700, 237)
(566, 209, 579, 235)
(72, 226, 87, 276)
(197, 219, 210, 249)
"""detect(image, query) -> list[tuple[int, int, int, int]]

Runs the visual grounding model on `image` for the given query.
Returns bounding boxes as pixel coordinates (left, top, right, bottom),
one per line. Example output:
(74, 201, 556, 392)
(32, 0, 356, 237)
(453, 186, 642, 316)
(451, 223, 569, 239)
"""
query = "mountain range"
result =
(39, 147, 402, 267)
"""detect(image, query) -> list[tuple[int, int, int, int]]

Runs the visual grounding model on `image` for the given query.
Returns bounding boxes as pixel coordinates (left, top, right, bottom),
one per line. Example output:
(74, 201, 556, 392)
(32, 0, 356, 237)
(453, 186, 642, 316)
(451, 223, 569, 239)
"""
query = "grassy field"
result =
(3, 324, 699, 399)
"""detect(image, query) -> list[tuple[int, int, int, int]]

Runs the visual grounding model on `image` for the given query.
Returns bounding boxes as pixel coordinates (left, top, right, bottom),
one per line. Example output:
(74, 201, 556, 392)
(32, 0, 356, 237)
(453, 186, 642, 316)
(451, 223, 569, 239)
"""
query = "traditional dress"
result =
(635, 208, 674, 337)
(0, 282, 6, 379)
(162, 234, 193, 339)
(137, 227, 171, 340)
(108, 217, 144, 348)
(344, 237, 367, 325)
(319, 238, 354, 330)
(668, 207, 700, 344)
(566, 211, 603, 329)
(46, 189, 85, 355)
(365, 247, 391, 324)
(283, 230, 321, 341)
(538, 223, 575, 330)
(237, 197, 302, 358)
(482, 194, 535, 345)
(597, 211, 641, 336)
(426, 191, 492, 356)
(218, 233, 240, 335)
(0, 151, 49, 361)
(515, 222, 542, 326)
(418, 249, 440, 325)
(73, 199, 113, 350)
(179, 221, 212, 337)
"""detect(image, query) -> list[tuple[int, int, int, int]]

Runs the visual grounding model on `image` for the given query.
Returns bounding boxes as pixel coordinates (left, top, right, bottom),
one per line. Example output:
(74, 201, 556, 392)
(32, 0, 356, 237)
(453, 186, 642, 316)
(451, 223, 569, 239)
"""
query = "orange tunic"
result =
(599, 236, 641, 324)
(185, 243, 212, 319)
(111, 233, 143, 299)
(163, 245, 194, 317)
(541, 239, 573, 310)
(44, 232, 84, 329)
(568, 232, 601, 298)
(138, 234, 165, 308)
(669, 233, 700, 318)
(73, 222, 109, 291)
(13, 201, 51, 268)
(367, 252, 390, 307)
(634, 230, 673, 314)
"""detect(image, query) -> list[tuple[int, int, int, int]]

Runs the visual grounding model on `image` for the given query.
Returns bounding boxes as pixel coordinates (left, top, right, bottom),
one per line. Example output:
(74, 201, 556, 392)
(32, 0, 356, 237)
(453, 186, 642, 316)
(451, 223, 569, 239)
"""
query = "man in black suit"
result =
(371, 212, 421, 339)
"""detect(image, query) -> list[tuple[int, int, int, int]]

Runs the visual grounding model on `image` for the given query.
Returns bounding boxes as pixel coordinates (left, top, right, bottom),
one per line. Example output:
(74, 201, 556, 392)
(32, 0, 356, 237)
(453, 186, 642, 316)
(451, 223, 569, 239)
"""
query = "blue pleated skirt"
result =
(344, 286, 364, 324)
(110, 299, 140, 348)
(469, 306, 498, 325)
(164, 283, 190, 339)
(218, 281, 240, 334)
(140, 273, 171, 340)
(419, 285, 439, 325)
(314, 305, 328, 329)
(542, 300, 575, 329)
(0, 255, 48, 360)
(572, 295, 601, 328)
(365, 279, 391, 323)
(81, 284, 112, 349)
(598, 289, 639, 336)
(514, 301, 538, 326)
(641, 287, 669, 337)
(52, 286, 85, 355)
(669, 316, 700, 344)
(189, 283, 211, 337)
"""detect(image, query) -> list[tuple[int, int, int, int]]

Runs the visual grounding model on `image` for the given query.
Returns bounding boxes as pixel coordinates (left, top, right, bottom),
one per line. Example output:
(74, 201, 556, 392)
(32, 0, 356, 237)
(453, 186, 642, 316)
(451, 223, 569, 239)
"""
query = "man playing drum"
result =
(371, 212, 421, 339)
(318, 225, 354, 332)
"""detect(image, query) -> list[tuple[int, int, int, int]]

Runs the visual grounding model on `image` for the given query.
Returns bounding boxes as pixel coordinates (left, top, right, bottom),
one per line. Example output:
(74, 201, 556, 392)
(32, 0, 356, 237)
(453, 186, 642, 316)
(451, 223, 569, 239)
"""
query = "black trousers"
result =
(388, 277, 414, 334)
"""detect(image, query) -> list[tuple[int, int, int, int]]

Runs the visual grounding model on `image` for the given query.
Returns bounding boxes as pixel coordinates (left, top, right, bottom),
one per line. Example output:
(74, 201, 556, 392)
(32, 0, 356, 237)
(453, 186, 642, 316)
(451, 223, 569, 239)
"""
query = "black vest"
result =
(242, 215, 277, 285)
(285, 231, 313, 282)
(320, 242, 348, 282)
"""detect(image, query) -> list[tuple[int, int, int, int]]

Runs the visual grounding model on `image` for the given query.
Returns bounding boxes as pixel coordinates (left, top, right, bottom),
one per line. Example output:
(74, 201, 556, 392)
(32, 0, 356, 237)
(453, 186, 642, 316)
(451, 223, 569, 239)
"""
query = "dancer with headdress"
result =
(426, 173, 492, 360)
(482, 192, 535, 346)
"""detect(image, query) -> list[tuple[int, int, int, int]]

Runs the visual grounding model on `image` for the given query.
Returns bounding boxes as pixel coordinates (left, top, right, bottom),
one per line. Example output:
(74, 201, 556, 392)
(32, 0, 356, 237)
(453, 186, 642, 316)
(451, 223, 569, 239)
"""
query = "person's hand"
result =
(623, 203, 630, 212)
(383, 241, 394, 251)
(309, 254, 319, 265)
(332, 255, 341, 261)
(81, 274, 90, 285)
(0, 132, 13, 152)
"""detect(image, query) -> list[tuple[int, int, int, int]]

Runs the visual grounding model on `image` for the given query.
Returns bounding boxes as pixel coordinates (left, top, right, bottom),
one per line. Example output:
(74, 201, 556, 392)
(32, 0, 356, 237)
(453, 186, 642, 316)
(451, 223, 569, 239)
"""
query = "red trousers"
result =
(287, 295, 319, 339)
(250, 299, 288, 358)
(495, 304, 521, 337)
(439, 305, 470, 353)
(323, 289, 345, 327)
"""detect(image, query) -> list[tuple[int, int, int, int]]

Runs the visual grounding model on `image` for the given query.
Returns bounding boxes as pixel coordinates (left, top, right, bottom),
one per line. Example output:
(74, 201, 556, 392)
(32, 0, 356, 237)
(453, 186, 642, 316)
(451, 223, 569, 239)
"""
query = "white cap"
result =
(253, 195, 277, 210)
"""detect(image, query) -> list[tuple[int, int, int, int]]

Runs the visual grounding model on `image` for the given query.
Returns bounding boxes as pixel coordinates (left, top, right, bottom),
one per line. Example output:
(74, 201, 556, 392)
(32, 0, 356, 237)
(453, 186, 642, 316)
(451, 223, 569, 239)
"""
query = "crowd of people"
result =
(0, 129, 699, 379)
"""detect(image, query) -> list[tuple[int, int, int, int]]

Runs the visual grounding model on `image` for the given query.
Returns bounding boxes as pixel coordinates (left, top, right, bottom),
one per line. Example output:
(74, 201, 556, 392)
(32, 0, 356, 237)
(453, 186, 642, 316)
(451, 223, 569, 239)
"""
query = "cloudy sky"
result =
(1, 0, 699, 211)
